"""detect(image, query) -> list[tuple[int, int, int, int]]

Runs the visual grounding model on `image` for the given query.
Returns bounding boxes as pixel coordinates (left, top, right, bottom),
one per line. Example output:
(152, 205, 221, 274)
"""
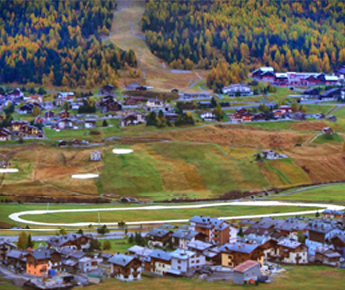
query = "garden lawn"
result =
(20, 204, 321, 225)
(90, 265, 345, 290)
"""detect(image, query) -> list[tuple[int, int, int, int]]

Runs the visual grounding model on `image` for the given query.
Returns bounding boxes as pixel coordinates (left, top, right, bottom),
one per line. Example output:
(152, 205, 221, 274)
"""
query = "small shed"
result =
(322, 127, 334, 135)
(233, 260, 261, 285)
(90, 151, 101, 161)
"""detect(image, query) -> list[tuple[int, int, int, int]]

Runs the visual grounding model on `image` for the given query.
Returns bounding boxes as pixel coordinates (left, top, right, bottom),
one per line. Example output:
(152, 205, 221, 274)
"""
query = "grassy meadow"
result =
(90, 265, 345, 290)
(275, 183, 345, 203)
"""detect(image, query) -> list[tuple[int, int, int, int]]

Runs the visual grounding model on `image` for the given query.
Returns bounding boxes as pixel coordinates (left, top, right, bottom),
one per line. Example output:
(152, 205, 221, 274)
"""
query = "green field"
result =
(0, 202, 321, 229)
(312, 133, 343, 144)
(98, 142, 311, 199)
(89, 265, 345, 290)
(18, 204, 319, 225)
(275, 183, 345, 203)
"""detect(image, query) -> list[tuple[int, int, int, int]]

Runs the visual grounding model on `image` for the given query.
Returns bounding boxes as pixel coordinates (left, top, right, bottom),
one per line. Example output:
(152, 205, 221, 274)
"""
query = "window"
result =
(178, 266, 181, 270)
(178, 260, 181, 264)
(196, 260, 199, 263)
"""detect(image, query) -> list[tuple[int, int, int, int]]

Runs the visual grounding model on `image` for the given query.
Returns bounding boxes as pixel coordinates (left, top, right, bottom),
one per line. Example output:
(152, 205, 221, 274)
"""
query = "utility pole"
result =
(98, 212, 100, 226)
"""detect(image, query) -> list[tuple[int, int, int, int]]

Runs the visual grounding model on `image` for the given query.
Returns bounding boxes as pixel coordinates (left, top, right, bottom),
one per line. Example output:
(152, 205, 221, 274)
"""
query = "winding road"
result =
(8, 201, 345, 227)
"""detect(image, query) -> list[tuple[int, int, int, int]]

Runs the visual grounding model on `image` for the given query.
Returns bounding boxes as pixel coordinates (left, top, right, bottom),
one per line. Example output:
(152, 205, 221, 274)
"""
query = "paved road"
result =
(8, 201, 344, 227)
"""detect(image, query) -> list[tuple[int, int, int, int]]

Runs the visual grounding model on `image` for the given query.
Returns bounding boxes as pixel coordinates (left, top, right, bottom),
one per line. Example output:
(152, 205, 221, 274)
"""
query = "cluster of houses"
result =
(2, 212, 345, 286)
(252, 67, 342, 87)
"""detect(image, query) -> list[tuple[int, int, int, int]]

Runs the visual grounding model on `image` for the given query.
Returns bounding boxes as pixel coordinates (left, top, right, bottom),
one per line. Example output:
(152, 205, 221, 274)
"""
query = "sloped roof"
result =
(233, 260, 260, 273)
(109, 253, 135, 266)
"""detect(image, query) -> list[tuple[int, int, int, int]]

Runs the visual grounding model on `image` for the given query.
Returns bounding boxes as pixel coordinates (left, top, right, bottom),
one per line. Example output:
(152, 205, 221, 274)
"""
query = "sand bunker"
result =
(0, 169, 19, 173)
(112, 149, 133, 154)
(71, 174, 99, 179)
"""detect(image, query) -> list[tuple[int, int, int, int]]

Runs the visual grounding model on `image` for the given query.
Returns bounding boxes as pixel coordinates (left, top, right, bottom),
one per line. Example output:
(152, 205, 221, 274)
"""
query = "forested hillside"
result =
(141, 0, 345, 90)
(0, 0, 137, 87)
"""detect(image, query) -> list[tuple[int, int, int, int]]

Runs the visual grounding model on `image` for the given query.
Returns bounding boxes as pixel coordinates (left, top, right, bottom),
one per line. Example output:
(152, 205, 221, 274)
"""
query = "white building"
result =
(222, 84, 253, 97)
(168, 249, 206, 275)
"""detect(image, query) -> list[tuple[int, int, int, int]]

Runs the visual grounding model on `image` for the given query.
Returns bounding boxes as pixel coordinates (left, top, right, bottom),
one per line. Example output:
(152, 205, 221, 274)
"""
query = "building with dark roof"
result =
(146, 228, 172, 248)
(26, 249, 62, 277)
(219, 242, 264, 268)
(171, 229, 200, 249)
(189, 216, 230, 245)
(109, 253, 141, 281)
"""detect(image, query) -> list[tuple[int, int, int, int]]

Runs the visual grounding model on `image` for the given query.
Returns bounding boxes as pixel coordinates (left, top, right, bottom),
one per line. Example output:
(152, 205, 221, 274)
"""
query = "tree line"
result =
(0, 1, 137, 88)
(141, 0, 345, 90)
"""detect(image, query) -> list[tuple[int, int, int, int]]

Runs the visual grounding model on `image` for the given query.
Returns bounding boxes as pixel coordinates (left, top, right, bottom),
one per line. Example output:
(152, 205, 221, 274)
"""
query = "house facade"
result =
(109, 253, 141, 281)
(233, 260, 261, 285)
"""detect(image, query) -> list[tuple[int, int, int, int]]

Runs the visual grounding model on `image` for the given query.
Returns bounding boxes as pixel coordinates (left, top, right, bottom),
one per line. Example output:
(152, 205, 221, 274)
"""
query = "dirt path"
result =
(109, 1, 208, 91)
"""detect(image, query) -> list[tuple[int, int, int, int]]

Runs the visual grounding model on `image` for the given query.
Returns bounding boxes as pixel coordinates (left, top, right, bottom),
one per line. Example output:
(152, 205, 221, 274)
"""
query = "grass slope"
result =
(90, 265, 345, 290)
(276, 183, 345, 203)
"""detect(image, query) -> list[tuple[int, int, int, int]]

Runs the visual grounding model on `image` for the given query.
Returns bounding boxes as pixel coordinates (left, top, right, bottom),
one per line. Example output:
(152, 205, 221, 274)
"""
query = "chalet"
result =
(71, 139, 81, 147)
(229, 108, 253, 123)
(321, 127, 334, 136)
(128, 245, 153, 262)
(318, 74, 339, 85)
(319, 88, 341, 100)
(120, 112, 145, 127)
(165, 112, 179, 123)
(58, 110, 70, 119)
(90, 150, 101, 161)
(0, 128, 11, 141)
(146, 228, 172, 248)
(6, 250, 28, 270)
(334, 65, 345, 79)
(200, 111, 215, 121)
(78, 256, 99, 273)
(315, 247, 342, 267)
(34, 115, 44, 125)
(84, 119, 96, 129)
(171, 229, 200, 249)
(259, 150, 288, 160)
(219, 242, 265, 268)
(0, 240, 16, 261)
(305, 220, 343, 255)
(243, 217, 283, 237)
(243, 235, 278, 259)
(272, 109, 284, 119)
(57, 118, 73, 130)
(124, 96, 147, 105)
(274, 217, 308, 239)
(7, 88, 24, 99)
(57, 92, 75, 106)
(99, 96, 122, 112)
(330, 235, 345, 255)
(26, 249, 62, 277)
(47, 233, 93, 250)
(322, 209, 344, 219)
(275, 73, 289, 85)
(294, 112, 306, 121)
(305, 73, 324, 85)
(19, 103, 34, 114)
(100, 84, 115, 95)
(44, 110, 54, 119)
(278, 105, 292, 114)
(187, 240, 213, 254)
(189, 216, 230, 245)
(276, 239, 308, 264)
(144, 250, 171, 276)
(233, 260, 261, 285)
(252, 67, 275, 80)
(27, 94, 43, 104)
(146, 98, 167, 111)
(168, 249, 206, 275)
(222, 84, 253, 97)
(57, 140, 68, 147)
(252, 113, 267, 121)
